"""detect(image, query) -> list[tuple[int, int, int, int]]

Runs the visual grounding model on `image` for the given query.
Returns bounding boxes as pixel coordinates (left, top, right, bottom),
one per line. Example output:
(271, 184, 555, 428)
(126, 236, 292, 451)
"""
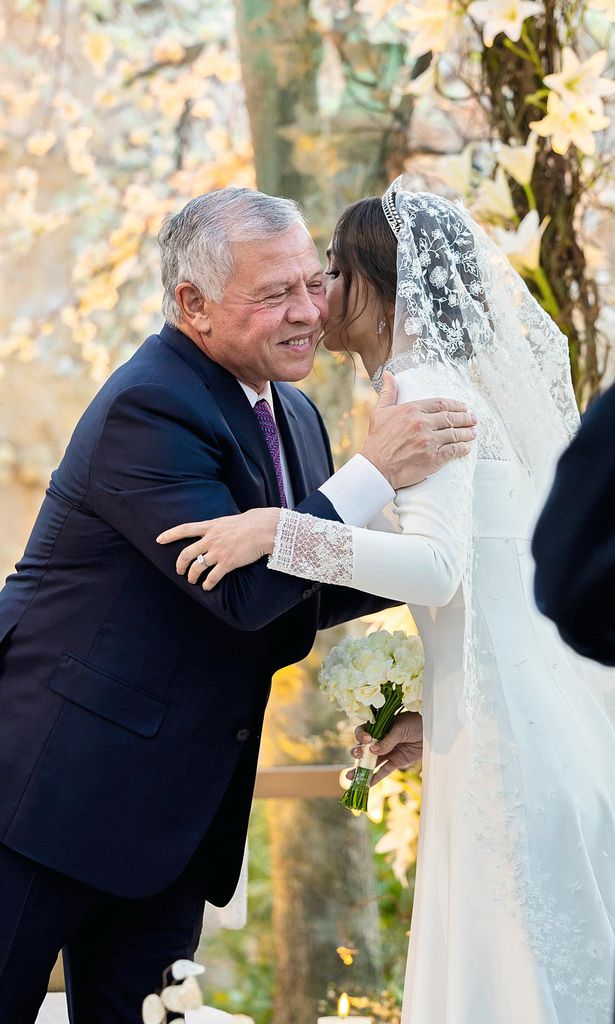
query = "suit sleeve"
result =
(88, 383, 343, 632)
(532, 385, 615, 665)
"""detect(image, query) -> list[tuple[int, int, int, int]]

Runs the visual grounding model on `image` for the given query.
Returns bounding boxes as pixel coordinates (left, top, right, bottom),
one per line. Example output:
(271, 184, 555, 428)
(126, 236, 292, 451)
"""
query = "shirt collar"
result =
(237, 379, 276, 415)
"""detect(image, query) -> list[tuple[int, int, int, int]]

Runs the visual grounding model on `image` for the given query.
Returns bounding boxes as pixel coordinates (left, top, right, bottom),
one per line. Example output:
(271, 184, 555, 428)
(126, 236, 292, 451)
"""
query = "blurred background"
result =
(1, 1, 614, 1021)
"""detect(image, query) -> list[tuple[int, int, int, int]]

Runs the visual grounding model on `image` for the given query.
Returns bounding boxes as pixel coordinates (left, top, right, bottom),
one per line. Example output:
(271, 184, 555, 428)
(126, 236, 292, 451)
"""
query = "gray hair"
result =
(158, 187, 307, 323)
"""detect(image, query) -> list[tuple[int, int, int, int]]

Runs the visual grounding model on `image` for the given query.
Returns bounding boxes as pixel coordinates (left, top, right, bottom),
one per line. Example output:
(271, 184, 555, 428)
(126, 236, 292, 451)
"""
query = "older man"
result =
(0, 188, 476, 1023)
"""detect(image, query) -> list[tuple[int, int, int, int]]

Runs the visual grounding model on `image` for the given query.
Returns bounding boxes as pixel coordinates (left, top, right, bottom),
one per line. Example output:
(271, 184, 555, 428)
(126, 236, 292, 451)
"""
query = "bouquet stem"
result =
(340, 683, 404, 814)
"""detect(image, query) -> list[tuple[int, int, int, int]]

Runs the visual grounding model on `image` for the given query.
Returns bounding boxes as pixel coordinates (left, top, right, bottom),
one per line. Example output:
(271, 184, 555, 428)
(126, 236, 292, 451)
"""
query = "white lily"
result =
(397, 0, 462, 58)
(492, 209, 549, 273)
(355, 0, 402, 29)
(530, 91, 610, 156)
(496, 131, 538, 185)
(543, 47, 615, 117)
(403, 60, 437, 97)
(171, 960, 206, 981)
(142, 994, 166, 1024)
(587, 0, 615, 19)
(467, 0, 543, 47)
(161, 976, 203, 1013)
(472, 166, 517, 222)
(366, 773, 406, 824)
(433, 142, 475, 196)
(375, 790, 421, 887)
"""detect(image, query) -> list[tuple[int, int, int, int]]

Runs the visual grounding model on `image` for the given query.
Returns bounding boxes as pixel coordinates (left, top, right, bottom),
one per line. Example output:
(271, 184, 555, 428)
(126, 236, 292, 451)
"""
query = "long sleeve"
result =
(318, 453, 395, 526)
(532, 384, 615, 665)
(269, 368, 477, 608)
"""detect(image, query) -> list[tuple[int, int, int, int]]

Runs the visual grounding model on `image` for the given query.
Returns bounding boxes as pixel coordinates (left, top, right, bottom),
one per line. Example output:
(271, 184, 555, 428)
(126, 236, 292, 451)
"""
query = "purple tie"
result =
(253, 399, 288, 508)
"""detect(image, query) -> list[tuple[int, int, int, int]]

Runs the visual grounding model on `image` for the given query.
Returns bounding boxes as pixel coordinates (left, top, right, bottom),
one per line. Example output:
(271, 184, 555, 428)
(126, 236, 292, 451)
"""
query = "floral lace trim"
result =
(268, 509, 353, 585)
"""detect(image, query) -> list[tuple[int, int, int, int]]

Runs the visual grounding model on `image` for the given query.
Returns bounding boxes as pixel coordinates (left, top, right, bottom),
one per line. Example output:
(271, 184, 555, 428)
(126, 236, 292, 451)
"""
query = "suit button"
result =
(236, 728, 250, 742)
(302, 588, 312, 599)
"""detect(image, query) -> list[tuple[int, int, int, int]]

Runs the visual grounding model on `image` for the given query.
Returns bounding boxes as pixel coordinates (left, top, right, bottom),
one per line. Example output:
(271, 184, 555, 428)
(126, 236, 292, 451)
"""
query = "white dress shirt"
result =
(237, 379, 394, 525)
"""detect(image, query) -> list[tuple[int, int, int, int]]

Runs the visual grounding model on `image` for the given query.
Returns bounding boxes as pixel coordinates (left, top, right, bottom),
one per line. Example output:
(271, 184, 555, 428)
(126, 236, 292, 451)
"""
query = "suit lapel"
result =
(159, 323, 280, 506)
(272, 384, 315, 506)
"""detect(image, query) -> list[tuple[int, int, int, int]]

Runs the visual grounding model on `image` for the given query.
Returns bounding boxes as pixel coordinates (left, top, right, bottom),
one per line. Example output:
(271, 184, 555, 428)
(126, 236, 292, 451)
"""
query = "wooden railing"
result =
(254, 764, 347, 799)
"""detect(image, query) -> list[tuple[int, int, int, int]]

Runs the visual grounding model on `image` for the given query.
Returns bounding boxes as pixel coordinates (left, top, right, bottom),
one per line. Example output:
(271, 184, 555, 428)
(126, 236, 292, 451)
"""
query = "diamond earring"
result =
(377, 320, 387, 335)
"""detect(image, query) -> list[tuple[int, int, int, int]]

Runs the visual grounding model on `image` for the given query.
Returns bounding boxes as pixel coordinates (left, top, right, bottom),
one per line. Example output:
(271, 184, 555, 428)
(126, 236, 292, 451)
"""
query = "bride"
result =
(159, 179, 615, 1023)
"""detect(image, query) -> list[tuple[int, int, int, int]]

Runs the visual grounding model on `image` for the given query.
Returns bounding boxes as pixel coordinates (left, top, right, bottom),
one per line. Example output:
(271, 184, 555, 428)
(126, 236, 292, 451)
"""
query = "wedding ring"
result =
(196, 553, 209, 566)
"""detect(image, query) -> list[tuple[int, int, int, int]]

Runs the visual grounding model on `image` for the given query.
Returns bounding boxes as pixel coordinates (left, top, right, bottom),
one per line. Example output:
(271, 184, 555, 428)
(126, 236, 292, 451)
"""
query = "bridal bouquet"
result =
(319, 630, 424, 814)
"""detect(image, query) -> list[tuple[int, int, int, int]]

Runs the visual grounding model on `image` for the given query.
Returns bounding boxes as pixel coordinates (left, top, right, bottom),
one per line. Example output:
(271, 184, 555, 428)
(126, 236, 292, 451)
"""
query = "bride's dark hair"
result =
(324, 196, 398, 358)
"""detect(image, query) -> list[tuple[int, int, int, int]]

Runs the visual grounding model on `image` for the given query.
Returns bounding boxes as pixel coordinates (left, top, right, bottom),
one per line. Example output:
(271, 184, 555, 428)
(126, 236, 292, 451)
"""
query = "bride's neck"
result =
(356, 338, 390, 382)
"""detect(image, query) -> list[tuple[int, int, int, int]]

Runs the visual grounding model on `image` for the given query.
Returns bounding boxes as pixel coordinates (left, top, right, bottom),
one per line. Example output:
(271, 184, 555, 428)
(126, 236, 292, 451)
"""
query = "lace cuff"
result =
(267, 509, 354, 585)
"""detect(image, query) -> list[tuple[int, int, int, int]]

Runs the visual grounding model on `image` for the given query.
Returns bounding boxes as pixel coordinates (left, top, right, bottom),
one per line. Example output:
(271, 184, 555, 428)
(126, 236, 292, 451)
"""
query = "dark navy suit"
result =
(0, 323, 391, 1021)
(533, 383, 615, 666)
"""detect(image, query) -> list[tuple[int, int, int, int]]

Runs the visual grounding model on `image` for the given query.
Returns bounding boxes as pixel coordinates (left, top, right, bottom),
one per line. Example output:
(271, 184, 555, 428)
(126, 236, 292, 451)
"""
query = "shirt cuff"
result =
(319, 453, 395, 527)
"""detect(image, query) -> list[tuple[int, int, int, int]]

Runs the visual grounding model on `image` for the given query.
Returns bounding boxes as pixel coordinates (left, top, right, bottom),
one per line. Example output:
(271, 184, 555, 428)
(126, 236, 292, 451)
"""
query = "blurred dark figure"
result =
(533, 383, 615, 666)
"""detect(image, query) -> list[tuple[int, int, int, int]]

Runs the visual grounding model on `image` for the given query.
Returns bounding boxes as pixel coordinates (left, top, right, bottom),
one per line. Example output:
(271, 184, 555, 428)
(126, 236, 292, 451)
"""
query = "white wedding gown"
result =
(269, 368, 615, 1023)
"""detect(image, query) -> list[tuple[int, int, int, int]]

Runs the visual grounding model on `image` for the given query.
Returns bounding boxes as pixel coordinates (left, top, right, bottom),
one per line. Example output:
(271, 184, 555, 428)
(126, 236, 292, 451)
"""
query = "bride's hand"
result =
(156, 507, 281, 590)
(348, 711, 423, 786)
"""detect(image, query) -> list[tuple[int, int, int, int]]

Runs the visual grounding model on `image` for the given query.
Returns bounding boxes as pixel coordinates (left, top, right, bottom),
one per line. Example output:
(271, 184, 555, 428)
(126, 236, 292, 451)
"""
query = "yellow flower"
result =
(191, 97, 217, 120)
(530, 91, 609, 156)
(82, 31, 114, 75)
(26, 130, 57, 156)
(397, 0, 462, 58)
(492, 209, 549, 273)
(152, 37, 186, 64)
(66, 126, 96, 176)
(6, 87, 40, 119)
(472, 166, 516, 222)
(467, 0, 543, 47)
(496, 131, 538, 185)
(543, 47, 615, 117)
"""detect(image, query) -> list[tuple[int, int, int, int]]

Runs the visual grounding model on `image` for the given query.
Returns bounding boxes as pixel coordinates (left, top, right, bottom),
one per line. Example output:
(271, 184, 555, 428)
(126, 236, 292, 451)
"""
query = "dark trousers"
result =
(0, 843, 208, 1024)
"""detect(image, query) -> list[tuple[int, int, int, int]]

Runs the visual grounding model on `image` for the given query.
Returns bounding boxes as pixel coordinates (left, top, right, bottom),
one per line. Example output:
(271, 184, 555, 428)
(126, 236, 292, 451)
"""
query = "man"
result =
(533, 383, 615, 666)
(0, 187, 476, 1023)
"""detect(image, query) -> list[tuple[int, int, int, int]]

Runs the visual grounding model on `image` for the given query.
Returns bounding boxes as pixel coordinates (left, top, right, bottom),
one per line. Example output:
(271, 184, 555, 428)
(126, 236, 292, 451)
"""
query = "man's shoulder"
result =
(90, 331, 208, 411)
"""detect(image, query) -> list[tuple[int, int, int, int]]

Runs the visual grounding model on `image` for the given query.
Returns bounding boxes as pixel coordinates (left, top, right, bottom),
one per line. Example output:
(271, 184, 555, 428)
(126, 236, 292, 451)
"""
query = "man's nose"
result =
(286, 286, 322, 325)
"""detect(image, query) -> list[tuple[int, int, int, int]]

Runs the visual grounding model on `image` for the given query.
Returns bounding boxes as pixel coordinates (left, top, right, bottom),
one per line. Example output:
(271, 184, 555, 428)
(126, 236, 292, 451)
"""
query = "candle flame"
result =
(338, 992, 350, 1018)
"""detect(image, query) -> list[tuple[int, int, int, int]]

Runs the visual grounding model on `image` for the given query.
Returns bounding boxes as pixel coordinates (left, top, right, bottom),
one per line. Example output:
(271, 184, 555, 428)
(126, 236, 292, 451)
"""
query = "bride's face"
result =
(322, 243, 385, 360)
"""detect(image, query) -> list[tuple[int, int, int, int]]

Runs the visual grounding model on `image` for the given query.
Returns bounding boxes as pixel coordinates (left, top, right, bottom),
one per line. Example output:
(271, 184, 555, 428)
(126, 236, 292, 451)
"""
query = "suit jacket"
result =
(0, 323, 391, 902)
(532, 383, 615, 666)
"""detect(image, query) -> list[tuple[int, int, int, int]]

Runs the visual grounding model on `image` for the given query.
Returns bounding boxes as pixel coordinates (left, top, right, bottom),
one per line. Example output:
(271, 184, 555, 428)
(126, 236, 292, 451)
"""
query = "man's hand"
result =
(361, 371, 477, 489)
(347, 711, 423, 786)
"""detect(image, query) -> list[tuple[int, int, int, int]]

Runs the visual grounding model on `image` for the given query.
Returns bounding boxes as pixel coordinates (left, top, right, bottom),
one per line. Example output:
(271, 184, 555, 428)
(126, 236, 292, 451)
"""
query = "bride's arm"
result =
(268, 372, 477, 607)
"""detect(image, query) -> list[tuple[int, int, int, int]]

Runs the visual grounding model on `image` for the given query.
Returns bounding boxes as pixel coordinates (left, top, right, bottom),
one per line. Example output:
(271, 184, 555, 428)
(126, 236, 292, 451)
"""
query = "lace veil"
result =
(381, 176, 579, 493)
(380, 176, 584, 740)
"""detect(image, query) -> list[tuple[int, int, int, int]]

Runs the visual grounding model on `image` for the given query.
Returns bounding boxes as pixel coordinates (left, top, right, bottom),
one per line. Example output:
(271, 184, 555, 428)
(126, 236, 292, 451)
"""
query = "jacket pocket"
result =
(47, 653, 168, 737)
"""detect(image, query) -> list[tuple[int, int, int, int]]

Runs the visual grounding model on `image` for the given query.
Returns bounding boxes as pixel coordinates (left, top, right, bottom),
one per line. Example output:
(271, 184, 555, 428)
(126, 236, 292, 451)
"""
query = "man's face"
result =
(195, 223, 328, 390)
